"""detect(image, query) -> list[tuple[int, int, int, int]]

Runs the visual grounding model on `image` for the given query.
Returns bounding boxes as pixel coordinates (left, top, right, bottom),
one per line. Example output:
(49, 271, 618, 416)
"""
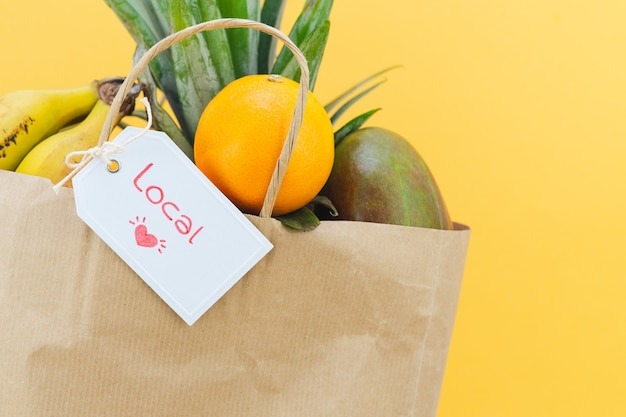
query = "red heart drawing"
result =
(134, 224, 158, 248)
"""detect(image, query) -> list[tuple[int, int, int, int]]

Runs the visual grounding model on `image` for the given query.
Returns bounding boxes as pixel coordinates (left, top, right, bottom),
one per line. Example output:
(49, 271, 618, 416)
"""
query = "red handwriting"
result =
(133, 163, 204, 244)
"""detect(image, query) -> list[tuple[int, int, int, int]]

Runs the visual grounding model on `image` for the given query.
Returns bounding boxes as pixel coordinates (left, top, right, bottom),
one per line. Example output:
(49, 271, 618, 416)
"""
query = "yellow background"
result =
(2, 1, 626, 415)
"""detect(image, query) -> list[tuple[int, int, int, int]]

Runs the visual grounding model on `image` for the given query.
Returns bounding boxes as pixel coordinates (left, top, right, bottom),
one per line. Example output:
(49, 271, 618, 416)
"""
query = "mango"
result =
(319, 127, 453, 230)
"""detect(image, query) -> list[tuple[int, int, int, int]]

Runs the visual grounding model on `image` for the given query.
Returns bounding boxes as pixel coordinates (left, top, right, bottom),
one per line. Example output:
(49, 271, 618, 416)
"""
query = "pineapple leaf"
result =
(217, 0, 260, 78)
(192, 0, 236, 87)
(139, 0, 169, 39)
(258, 0, 286, 73)
(134, 54, 194, 160)
(169, 0, 224, 140)
(329, 78, 386, 125)
(104, 0, 161, 43)
(275, 20, 329, 90)
(324, 65, 401, 114)
(333, 108, 381, 146)
(272, 0, 332, 77)
(104, 0, 177, 103)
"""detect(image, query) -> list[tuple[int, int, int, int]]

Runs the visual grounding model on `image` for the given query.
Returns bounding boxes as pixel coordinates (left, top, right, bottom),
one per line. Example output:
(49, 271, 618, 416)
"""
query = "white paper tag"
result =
(72, 127, 273, 325)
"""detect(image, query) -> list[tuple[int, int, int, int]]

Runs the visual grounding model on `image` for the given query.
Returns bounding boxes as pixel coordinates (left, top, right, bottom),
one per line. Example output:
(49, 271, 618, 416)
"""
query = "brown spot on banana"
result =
(1, 116, 34, 158)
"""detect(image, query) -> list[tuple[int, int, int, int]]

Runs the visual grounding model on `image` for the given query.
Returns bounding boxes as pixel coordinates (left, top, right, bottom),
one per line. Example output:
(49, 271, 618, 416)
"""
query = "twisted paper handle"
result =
(98, 18, 310, 218)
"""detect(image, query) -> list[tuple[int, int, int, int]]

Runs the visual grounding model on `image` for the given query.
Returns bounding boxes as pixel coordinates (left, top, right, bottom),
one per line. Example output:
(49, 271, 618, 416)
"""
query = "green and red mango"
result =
(320, 127, 453, 230)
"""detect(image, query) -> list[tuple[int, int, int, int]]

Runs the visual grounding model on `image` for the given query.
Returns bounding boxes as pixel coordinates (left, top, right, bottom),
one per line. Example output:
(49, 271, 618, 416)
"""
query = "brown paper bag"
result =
(0, 170, 469, 417)
(0, 19, 470, 417)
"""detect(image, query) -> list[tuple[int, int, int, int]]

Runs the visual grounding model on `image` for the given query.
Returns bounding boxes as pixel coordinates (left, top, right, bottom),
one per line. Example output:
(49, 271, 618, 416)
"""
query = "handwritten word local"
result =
(133, 162, 204, 244)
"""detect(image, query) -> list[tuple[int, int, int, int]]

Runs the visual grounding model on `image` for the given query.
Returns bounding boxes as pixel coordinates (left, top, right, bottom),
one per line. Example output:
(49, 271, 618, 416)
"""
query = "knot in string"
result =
(52, 97, 152, 193)
(66, 140, 126, 168)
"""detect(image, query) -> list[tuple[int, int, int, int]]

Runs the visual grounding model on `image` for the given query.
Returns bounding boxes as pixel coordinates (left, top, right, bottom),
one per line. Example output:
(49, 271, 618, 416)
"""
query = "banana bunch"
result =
(0, 81, 99, 171)
(1, 77, 141, 186)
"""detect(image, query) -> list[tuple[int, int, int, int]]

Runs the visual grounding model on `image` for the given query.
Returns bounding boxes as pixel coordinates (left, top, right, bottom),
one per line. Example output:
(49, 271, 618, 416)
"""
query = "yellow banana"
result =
(0, 81, 100, 171)
(15, 82, 141, 187)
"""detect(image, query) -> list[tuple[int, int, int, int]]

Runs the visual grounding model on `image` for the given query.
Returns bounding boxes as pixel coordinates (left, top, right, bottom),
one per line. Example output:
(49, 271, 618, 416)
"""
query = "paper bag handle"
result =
(99, 18, 310, 218)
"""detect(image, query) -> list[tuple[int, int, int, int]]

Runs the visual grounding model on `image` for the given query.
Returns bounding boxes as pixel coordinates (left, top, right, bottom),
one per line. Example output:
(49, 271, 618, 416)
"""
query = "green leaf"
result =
(333, 108, 381, 146)
(275, 206, 321, 231)
(308, 195, 338, 216)
(139, 0, 170, 39)
(272, 0, 333, 79)
(258, 0, 286, 73)
(274, 20, 329, 91)
(107, 0, 188, 147)
(104, 0, 161, 43)
(217, 0, 260, 78)
(104, 0, 177, 100)
(111, 0, 240, 144)
(329, 78, 385, 125)
(324, 65, 401, 114)
(150, 99, 195, 160)
(169, 0, 224, 141)
(192, 0, 236, 88)
(136, 65, 194, 160)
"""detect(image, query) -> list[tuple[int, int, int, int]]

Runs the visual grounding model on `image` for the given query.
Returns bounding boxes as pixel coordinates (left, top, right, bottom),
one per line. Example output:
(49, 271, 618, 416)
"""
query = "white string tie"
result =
(52, 97, 153, 193)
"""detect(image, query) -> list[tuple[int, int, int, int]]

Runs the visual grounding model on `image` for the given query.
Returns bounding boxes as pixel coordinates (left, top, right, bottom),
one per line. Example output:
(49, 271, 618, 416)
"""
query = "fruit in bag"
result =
(321, 127, 453, 230)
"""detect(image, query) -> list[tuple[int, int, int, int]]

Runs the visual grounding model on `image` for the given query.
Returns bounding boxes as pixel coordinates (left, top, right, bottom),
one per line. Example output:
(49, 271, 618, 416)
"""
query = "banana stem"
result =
(97, 77, 142, 119)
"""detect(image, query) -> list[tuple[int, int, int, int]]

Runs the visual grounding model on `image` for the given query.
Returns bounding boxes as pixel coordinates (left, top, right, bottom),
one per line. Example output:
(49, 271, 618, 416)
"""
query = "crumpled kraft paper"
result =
(0, 170, 470, 417)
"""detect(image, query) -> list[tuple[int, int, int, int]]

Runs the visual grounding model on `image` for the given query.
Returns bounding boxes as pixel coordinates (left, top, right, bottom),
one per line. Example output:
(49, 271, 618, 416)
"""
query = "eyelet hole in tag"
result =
(107, 159, 121, 173)
(72, 127, 273, 325)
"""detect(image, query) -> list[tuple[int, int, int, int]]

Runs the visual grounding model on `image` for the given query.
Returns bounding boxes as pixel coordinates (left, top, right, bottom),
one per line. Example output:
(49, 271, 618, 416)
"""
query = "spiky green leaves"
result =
(104, 0, 334, 146)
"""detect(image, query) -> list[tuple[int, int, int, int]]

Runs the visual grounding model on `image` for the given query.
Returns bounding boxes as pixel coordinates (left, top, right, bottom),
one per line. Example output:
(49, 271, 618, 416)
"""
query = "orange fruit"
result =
(194, 74, 335, 216)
